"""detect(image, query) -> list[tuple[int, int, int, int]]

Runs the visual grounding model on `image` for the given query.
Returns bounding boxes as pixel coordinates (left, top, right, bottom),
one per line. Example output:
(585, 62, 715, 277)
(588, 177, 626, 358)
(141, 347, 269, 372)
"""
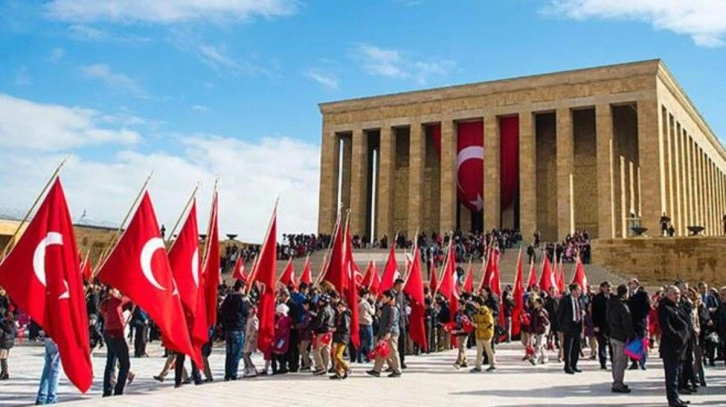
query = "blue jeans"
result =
(103, 335, 130, 397)
(36, 338, 61, 404)
(358, 325, 374, 362)
(224, 331, 245, 380)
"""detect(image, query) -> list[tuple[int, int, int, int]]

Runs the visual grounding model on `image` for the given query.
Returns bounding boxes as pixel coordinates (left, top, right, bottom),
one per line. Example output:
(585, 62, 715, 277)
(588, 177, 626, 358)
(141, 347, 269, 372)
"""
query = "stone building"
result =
(317, 60, 726, 242)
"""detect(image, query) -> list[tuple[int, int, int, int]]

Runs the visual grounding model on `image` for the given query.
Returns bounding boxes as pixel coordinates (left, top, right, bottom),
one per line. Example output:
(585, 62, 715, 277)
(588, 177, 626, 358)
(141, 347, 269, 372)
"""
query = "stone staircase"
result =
(224, 246, 629, 289)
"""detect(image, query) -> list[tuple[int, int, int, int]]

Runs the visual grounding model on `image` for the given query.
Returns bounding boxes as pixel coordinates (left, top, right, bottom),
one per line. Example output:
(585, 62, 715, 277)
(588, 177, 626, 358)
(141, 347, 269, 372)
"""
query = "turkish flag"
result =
(457, 121, 484, 212)
(557, 263, 566, 294)
(403, 243, 427, 352)
(428, 259, 438, 295)
(167, 200, 208, 355)
(320, 218, 345, 293)
(96, 192, 198, 366)
(369, 263, 381, 296)
(279, 257, 297, 288)
(299, 255, 312, 285)
(512, 248, 524, 337)
(378, 244, 399, 295)
(0, 178, 92, 392)
(361, 261, 374, 288)
(480, 247, 500, 292)
(538, 255, 556, 292)
(343, 225, 359, 348)
(462, 264, 474, 293)
(571, 256, 588, 292)
(249, 206, 277, 353)
(232, 256, 248, 283)
(202, 191, 220, 328)
(80, 252, 92, 283)
(526, 258, 538, 290)
(437, 241, 459, 346)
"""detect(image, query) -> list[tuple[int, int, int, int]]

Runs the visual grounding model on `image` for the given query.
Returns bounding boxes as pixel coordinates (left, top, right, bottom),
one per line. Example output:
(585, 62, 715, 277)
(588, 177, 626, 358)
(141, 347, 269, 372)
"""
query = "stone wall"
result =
(591, 237, 726, 285)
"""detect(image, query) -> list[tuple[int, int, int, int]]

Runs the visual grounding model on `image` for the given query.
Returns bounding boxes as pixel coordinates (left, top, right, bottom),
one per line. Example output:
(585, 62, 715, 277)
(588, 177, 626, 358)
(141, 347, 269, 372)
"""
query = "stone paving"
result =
(1, 340, 724, 407)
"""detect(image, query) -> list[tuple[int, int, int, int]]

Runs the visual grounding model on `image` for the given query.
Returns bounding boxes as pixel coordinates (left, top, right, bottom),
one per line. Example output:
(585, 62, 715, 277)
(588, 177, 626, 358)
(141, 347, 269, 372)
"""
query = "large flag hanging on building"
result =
(379, 244, 399, 295)
(167, 200, 207, 356)
(342, 224, 360, 348)
(538, 254, 556, 292)
(428, 259, 438, 295)
(403, 242, 427, 352)
(249, 205, 277, 353)
(279, 257, 297, 288)
(300, 255, 312, 285)
(571, 256, 588, 292)
(232, 256, 248, 283)
(96, 191, 199, 366)
(512, 248, 524, 337)
(0, 178, 93, 392)
(527, 258, 538, 289)
(463, 263, 474, 293)
(202, 190, 220, 328)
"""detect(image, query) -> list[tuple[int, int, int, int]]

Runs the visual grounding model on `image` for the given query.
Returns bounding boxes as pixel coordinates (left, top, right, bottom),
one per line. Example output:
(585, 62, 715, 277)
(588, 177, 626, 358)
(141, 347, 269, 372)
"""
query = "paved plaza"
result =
(1, 341, 724, 406)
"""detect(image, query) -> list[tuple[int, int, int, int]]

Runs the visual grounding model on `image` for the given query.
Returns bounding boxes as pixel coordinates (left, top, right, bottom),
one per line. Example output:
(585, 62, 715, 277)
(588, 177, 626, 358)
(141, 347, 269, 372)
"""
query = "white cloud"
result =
(192, 105, 210, 112)
(68, 24, 151, 43)
(545, 0, 726, 47)
(50, 47, 65, 62)
(305, 69, 339, 90)
(0, 98, 320, 241)
(0, 93, 140, 151)
(198, 44, 269, 76)
(353, 43, 455, 84)
(46, 0, 298, 24)
(80, 64, 148, 99)
(15, 65, 31, 86)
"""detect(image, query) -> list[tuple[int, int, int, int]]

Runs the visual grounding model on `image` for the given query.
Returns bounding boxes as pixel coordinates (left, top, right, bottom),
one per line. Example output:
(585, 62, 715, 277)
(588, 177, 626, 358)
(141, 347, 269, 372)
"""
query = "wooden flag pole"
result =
(245, 197, 279, 295)
(166, 182, 201, 247)
(0, 158, 67, 260)
(92, 171, 154, 277)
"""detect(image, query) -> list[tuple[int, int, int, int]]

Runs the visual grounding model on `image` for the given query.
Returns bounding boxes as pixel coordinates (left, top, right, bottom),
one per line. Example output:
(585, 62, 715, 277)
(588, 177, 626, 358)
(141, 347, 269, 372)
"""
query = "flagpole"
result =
(167, 182, 201, 247)
(200, 178, 219, 268)
(0, 158, 67, 260)
(92, 171, 154, 276)
(245, 197, 278, 295)
(438, 235, 454, 292)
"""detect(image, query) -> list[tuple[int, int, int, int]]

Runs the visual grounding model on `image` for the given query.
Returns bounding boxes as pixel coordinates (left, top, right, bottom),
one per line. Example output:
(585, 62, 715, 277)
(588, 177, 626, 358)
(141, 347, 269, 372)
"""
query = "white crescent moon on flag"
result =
(140, 237, 167, 291)
(456, 146, 484, 173)
(33, 232, 63, 287)
(191, 248, 199, 287)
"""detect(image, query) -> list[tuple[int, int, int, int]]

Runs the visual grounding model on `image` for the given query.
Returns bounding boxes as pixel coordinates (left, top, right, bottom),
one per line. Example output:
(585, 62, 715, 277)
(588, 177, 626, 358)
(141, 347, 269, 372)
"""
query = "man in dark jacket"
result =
(367, 290, 401, 378)
(658, 286, 691, 407)
(557, 283, 583, 374)
(713, 287, 726, 366)
(280, 289, 301, 372)
(311, 294, 335, 375)
(219, 281, 249, 381)
(627, 278, 650, 370)
(606, 284, 633, 393)
(592, 281, 612, 369)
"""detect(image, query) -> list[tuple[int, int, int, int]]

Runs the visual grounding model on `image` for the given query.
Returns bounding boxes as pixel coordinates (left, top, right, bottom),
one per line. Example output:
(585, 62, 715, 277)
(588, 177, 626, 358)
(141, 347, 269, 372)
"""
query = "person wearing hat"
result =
(366, 290, 402, 378)
(310, 294, 335, 375)
(331, 301, 351, 380)
(272, 303, 291, 375)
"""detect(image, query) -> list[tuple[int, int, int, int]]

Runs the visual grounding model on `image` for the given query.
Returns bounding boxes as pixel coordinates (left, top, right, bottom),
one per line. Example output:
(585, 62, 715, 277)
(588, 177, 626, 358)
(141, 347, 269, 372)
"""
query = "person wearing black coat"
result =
(331, 302, 351, 380)
(606, 284, 633, 393)
(627, 279, 650, 369)
(544, 288, 561, 359)
(658, 286, 691, 407)
(592, 282, 612, 369)
(712, 288, 726, 367)
(557, 283, 584, 374)
(219, 281, 250, 381)
(0, 311, 16, 380)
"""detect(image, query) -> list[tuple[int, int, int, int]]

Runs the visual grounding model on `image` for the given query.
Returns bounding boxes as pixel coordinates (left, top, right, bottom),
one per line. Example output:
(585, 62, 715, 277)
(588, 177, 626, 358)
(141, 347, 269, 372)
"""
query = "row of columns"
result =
(661, 105, 726, 236)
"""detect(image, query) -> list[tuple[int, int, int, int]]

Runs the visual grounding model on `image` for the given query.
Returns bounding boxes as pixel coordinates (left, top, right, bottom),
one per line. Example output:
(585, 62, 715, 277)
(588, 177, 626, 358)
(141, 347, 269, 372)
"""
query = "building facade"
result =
(317, 60, 726, 242)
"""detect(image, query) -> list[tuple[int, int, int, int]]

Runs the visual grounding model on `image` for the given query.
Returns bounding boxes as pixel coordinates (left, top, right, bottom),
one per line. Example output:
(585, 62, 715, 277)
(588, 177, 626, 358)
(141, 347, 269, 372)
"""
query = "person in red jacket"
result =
(99, 288, 132, 397)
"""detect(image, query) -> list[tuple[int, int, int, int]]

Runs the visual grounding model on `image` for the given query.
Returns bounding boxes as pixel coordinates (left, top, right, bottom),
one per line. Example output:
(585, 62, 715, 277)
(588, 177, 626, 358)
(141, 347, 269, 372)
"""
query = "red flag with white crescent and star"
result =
(538, 255, 556, 293)
(202, 190, 221, 328)
(167, 200, 208, 357)
(526, 258, 538, 290)
(463, 263, 474, 293)
(403, 241, 427, 352)
(0, 178, 93, 392)
(428, 259, 438, 295)
(279, 257, 297, 288)
(369, 262, 381, 296)
(571, 256, 588, 292)
(456, 121, 485, 212)
(232, 256, 248, 283)
(249, 205, 277, 354)
(96, 192, 199, 366)
(300, 255, 312, 285)
(379, 244, 400, 295)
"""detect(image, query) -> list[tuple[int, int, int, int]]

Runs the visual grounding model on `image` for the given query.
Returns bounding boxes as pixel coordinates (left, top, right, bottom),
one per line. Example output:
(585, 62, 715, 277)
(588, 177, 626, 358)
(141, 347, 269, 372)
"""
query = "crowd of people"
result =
(220, 234, 332, 272)
(1, 249, 725, 407)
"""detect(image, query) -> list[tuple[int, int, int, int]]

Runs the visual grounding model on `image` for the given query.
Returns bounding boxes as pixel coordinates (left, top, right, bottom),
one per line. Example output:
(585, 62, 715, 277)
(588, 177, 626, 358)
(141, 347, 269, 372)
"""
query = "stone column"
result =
(556, 108, 574, 239)
(637, 99, 663, 234)
(709, 160, 715, 235)
(377, 123, 395, 241)
(341, 136, 353, 211)
(349, 127, 369, 237)
(665, 112, 675, 224)
(439, 118, 457, 233)
(686, 135, 695, 228)
(318, 124, 341, 234)
(518, 111, 537, 240)
(695, 147, 703, 226)
(596, 104, 615, 238)
(408, 120, 424, 235)
(484, 116, 500, 231)
(658, 105, 668, 215)
(672, 121, 682, 235)
(619, 155, 627, 238)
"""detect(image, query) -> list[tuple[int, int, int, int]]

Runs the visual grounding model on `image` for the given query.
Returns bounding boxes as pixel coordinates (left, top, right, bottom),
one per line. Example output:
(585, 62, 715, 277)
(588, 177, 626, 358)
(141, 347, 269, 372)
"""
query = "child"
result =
(531, 297, 551, 365)
(297, 300, 313, 371)
(0, 311, 17, 380)
(272, 304, 291, 375)
(452, 299, 471, 369)
(331, 301, 351, 380)
(471, 297, 496, 372)
(242, 305, 259, 378)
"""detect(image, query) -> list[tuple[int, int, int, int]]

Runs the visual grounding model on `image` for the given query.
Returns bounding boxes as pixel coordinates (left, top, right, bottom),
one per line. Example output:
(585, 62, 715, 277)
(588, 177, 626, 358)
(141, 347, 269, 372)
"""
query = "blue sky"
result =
(0, 0, 725, 240)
